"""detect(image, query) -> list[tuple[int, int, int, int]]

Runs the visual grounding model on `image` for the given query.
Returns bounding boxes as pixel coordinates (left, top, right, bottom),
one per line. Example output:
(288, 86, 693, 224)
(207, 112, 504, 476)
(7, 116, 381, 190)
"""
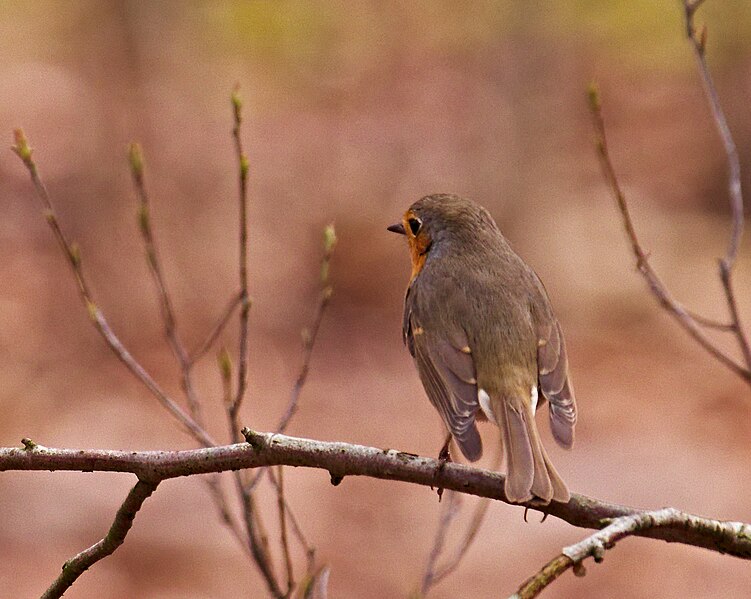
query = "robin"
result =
(388, 194, 576, 504)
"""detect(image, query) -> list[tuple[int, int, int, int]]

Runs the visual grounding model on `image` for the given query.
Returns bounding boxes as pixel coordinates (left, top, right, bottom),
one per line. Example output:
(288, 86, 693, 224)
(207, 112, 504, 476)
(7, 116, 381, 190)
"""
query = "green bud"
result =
(128, 142, 144, 179)
(240, 153, 249, 178)
(69, 242, 81, 267)
(217, 347, 233, 382)
(12, 129, 32, 164)
(138, 203, 150, 235)
(595, 137, 605, 156)
(587, 82, 601, 112)
(231, 87, 243, 123)
(323, 223, 337, 253)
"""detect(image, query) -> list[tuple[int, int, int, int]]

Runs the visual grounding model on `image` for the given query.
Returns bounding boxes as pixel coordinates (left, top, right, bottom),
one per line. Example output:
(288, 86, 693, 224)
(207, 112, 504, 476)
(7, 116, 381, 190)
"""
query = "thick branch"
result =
(4, 433, 750, 560)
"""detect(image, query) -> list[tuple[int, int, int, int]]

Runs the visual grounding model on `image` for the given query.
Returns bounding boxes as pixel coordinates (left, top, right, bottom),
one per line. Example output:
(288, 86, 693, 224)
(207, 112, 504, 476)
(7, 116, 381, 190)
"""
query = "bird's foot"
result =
(434, 434, 453, 502)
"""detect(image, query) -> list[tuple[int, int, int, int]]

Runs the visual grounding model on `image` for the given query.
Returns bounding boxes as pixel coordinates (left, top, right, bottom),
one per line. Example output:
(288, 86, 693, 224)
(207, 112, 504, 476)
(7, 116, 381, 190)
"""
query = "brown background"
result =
(2, 1, 751, 597)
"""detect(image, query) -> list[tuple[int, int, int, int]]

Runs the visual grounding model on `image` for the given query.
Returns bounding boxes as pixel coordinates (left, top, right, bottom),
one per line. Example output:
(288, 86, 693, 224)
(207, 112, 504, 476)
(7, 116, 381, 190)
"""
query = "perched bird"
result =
(388, 194, 576, 504)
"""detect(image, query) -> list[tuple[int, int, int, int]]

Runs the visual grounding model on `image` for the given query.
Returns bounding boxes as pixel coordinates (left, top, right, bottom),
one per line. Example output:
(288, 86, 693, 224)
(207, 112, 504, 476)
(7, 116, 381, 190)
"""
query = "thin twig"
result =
(684, 0, 740, 269)
(229, 87, 252, 432)
(234, 472, 283, 598)
(204, 475, 251, 555)
(297, 565, 331, 599)
(128, 142, 204, 421)
(41, 479, 158, 599)
(586, 90, 751, 384)
(277, 292, 331, 433)
(14, 133, 246, 546)
(510, 507, 704, 599)
(420, 490, 461, 595)
(277, 466, 296, 597)
(128, 143, 248, 546)
(682, 0, 751, 370)
(277, 223, 337, 434)
(431, 494, 492, 588)
(420, 446, 498, 596)
(219, 90, 284, 598)
(719, 264, 751, 367)
(267, 467, 316, 573)
(188, 289, 243, 366)
(11, 131, 217, 447)
(245, 225, 337, 492)
(686, 309, 735, 331)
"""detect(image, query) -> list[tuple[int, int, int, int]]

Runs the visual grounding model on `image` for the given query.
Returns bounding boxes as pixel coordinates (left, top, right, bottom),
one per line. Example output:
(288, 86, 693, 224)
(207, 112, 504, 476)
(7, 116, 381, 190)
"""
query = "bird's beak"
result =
(387, 222, 406, 235)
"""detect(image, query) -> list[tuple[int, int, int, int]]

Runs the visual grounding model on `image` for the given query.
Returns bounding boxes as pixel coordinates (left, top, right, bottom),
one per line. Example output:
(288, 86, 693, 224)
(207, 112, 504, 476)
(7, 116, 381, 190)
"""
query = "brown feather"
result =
(537, 319, 577, 449)
(408, 314, 483, 462)
(496, 392, 569, 503)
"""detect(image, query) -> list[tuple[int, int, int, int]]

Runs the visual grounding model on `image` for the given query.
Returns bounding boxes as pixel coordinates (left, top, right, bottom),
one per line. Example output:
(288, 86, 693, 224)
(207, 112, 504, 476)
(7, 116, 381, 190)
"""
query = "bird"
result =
(387, 194, 576, 504)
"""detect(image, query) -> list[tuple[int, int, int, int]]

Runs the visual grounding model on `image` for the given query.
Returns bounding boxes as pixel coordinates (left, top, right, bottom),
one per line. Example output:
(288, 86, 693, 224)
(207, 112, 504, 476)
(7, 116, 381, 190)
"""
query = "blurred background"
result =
(2, 1, 751, 597)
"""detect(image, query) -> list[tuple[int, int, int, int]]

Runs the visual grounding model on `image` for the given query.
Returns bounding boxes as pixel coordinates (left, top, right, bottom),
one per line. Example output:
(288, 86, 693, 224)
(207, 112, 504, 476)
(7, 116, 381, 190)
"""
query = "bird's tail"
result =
(496, 393, 569, 504)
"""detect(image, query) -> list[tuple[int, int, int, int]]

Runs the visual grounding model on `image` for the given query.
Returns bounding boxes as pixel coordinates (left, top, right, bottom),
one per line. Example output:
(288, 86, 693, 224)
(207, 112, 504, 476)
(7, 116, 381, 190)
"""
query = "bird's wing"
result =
(404, 287, 482, 461)
(536, 318, 577, 448)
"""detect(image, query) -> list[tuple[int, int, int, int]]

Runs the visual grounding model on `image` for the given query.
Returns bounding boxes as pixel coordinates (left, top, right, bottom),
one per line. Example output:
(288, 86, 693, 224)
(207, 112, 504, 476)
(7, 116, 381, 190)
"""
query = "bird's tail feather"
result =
(497, 393, 569, 504)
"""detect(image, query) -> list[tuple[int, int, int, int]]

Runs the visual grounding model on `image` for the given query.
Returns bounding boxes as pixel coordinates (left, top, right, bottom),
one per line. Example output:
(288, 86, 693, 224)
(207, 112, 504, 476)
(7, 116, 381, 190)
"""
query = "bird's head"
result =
(387, 194, 498, 279)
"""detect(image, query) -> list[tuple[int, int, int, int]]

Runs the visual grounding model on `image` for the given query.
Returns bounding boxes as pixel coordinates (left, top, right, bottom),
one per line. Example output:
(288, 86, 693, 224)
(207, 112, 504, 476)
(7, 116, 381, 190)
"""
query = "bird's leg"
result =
(434, 433, 453, 502)
(438, 432, 452, 463)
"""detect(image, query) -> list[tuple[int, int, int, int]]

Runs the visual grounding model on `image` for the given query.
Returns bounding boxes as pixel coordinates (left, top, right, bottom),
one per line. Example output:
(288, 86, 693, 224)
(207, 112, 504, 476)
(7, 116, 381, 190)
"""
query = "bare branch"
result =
(203, 475, 251, 556)
(218, 348, 283, 596)
(129, 144, 250, 547)
(682, 0, 751, 370)
(719, 263, 751, 368)
(277, 223, 336, 434)
(420, 444, 498, 596)
(41, 479, 158, 599)
(245, 223, 337, 496)
(11, 130, 216, 447)
(213, 89, 285, 598)
(589, 0, 751, 383)
(128, 142, 204, 422)
(276, 466, 296, 597)
(234, 473, 283, 598)
(586, 88, 751, 384)
(297, 565, 331, 599)
(229, 86, 252, 429)
(428, 495, 491, 592)
(188, 290, 243, 365)
(420, 490, 461, 595)
(686, 309, 735, 331)
(5, 434, 750, 561)
(510, 507, 717, 599)
(683, 0, 743, 268)
(267, 467, 316, 573)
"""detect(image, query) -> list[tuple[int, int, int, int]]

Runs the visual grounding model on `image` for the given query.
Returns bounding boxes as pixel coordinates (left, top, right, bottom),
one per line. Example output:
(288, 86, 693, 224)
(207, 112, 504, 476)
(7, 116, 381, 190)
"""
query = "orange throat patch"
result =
(404, 210, 431, 280)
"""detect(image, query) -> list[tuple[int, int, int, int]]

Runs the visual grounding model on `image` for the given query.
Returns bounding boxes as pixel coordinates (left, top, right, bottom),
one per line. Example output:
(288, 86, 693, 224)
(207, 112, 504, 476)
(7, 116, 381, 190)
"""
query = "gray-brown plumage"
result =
(388, 194, 576, 504)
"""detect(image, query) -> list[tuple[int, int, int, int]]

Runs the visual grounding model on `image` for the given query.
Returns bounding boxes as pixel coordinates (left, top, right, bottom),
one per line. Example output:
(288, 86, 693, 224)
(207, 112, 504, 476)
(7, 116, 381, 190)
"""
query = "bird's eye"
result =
(408, 217, 422, 236)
